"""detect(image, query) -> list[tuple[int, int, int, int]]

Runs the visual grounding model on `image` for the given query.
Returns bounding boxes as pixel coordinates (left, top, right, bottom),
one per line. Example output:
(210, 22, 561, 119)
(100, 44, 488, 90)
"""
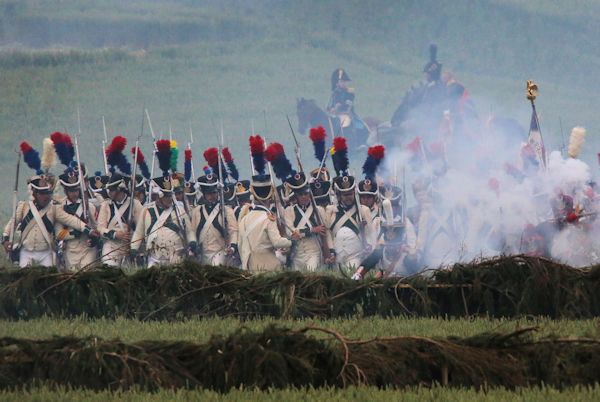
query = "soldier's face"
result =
(158, 194, 173, 209)
(296, 192, 311, 207)
(204, 192, 218, 204)
(66, 188, 81, 203)
(340, 191, 355, 206)
(359, 194, 376, 208)
(34, 191, 51, 208)
(175, 191, 184, 202)
(135, 190, 145, 203)
(108, 188, 126, 203)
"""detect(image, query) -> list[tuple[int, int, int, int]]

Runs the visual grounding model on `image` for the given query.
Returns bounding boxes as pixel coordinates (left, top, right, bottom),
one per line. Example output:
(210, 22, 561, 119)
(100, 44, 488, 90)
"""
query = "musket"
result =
(217, 121, 229, 244)
(249, 120, 256, 174)
(101, 116, 109, 174)
(401, 166, 407, 225)
(559, 117, 566, 157)
(128, 107, 144, 226)
(75, 106, 90, 224)
(286, 115, 331, 261)
(8, 149, 21, 260)
(188, 122, 196, 180)
(145, 109, 157, 204)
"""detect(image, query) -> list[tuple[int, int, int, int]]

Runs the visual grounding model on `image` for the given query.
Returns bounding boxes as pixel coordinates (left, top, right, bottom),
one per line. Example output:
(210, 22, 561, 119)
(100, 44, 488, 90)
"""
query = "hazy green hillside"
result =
(0, 0, 598, 217)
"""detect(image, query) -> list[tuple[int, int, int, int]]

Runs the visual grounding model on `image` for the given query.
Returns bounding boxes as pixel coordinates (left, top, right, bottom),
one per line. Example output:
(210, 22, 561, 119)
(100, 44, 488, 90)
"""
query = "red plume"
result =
(368, 145, 385, 160)
(249, 135, 265, 154)
(185, 149, 192, 161)
(106, 135, 127, 154)
(50, 132, 64, 144)
(222, 147, 233, 163)
(156, 139, 171, 154)
(203, 147, 219, 168)
(333, 136, 347, 152)
(265, 142, 284, 162)
(309, 126, 327, 143)
(131, 146, 145, 164)
(20, 141, 33, 153)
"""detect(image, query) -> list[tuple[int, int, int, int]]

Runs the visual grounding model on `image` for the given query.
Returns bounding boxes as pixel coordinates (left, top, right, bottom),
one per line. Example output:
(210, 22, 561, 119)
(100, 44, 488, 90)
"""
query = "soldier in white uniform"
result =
(3, 174, 98, 268)
(357, 178, 382, 248)
(188, 174, 238, 266)
(54, 169, 99, 270)
(352, 184, 419, 279)
(232, 180, 252, 221)
(96, 173, 143, 266)
(238, 174, 297, 271)
(284, 172, 334, 271)
(326, 175, 374, 270)
(131, 175, 190, 267)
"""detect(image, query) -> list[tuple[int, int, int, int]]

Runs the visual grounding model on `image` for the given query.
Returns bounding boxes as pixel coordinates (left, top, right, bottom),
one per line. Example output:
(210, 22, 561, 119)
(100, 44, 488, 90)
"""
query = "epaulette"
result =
(267, 212, 276, 222)
(346, 87, 355, 93)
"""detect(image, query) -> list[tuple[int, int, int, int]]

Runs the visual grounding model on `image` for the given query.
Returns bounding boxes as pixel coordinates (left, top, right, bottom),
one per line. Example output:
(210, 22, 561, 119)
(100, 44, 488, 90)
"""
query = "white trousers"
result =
(19, 249, 54, 268)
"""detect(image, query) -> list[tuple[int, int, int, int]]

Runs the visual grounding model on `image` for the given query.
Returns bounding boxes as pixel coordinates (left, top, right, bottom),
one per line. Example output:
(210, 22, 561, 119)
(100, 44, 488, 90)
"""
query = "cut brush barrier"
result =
(0, 255, 599, 320)
(0, 325, 599, 391)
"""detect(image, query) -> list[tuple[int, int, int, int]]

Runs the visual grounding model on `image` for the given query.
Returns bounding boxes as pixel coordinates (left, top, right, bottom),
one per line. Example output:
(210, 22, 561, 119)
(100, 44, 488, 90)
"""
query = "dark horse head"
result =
(296, 97, 330, 135)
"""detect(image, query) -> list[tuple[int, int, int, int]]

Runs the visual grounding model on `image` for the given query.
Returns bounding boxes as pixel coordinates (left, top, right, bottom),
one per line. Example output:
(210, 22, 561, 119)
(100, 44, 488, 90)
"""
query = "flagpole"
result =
(526, 80, 547, 169)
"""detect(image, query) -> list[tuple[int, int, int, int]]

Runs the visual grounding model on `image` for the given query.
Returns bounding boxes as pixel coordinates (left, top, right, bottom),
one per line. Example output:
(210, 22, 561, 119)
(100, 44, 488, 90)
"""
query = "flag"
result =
(527, 108, 546, 169)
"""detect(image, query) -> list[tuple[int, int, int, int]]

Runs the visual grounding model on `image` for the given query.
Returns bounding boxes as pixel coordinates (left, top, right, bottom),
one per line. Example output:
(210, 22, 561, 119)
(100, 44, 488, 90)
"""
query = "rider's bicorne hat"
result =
(331, 68, 351, 90)
(423, 44, 442, 81)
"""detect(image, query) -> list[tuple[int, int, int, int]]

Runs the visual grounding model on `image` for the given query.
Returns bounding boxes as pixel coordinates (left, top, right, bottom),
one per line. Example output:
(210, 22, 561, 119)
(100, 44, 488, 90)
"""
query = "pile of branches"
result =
(0, 326, 599, 391)
(0, 255, 599, 320)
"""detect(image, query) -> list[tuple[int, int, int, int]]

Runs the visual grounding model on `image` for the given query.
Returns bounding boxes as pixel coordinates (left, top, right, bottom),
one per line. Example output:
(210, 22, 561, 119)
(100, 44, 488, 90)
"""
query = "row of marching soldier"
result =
(3, 125, 417, 279)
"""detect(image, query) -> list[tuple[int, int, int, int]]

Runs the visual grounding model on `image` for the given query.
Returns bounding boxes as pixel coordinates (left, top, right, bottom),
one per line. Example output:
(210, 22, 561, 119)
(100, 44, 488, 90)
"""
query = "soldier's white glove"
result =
(351, 266, 365, 281)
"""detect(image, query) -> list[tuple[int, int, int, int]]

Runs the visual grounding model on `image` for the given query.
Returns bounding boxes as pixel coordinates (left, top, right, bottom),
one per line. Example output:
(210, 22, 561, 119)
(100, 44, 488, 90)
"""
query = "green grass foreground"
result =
(1, 385, 599, 401)
(1, 316, 598, 342)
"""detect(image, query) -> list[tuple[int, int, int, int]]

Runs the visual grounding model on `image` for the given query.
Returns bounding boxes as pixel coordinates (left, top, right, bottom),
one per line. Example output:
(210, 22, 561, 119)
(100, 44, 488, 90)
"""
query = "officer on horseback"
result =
(327, 68, 355, 129)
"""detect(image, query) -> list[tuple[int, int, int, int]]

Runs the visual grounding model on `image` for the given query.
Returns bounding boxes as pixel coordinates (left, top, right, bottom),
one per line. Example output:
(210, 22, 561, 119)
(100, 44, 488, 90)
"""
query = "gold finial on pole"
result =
(526, 80, 538, 102)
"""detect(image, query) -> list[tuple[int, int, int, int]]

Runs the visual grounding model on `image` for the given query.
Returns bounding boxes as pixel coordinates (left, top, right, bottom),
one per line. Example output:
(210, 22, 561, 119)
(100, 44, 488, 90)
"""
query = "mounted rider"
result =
(327, 68, 355, 130)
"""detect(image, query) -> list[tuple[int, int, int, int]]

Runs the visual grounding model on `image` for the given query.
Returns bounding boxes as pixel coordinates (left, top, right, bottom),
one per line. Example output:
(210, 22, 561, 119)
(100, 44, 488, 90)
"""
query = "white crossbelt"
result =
(28, 201, 54, 250)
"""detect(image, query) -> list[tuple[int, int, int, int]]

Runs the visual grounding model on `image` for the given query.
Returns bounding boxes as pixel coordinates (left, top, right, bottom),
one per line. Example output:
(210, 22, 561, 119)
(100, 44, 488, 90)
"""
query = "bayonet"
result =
(75, 106, 89, 224)
(101, 116, 109, 174)
(145, 109, 158, 204)
(128, 106, 144, 225)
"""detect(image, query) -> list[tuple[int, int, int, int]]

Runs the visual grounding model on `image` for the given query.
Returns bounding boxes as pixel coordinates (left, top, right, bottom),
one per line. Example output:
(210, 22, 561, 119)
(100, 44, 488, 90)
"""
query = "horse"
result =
(296, 98, 375, 150)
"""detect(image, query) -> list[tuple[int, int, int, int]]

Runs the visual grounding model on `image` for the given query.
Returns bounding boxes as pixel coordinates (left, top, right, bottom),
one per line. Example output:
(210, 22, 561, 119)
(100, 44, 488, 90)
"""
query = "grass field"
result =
(2, 385, 600, 402)
(1, 316, 599, 342)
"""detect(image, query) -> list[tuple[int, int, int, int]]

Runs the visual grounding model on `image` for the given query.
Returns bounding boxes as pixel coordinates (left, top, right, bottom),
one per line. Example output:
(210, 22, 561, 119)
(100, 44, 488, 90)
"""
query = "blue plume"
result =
(184, 159, 192, 182)
(139, 160, 150, 180)
(117, 154, 132, 175)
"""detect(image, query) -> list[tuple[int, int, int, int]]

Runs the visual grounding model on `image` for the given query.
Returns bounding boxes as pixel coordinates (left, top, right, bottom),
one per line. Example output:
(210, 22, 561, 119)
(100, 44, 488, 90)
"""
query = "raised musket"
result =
(286, 115, 331, 262)
(217, 122, 229, 244)
(7, 149, 21, 261)
(75, 107, 90, 224)
(127, 107, 144, 226)
(145, 109, 158, 204)
(101, 116, 109, 175)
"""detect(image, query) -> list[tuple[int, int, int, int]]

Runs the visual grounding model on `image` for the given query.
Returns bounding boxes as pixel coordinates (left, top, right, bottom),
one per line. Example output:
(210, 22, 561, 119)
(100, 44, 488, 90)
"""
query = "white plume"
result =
(41, 137, 57, 172)
(567, 126, 586, 159)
